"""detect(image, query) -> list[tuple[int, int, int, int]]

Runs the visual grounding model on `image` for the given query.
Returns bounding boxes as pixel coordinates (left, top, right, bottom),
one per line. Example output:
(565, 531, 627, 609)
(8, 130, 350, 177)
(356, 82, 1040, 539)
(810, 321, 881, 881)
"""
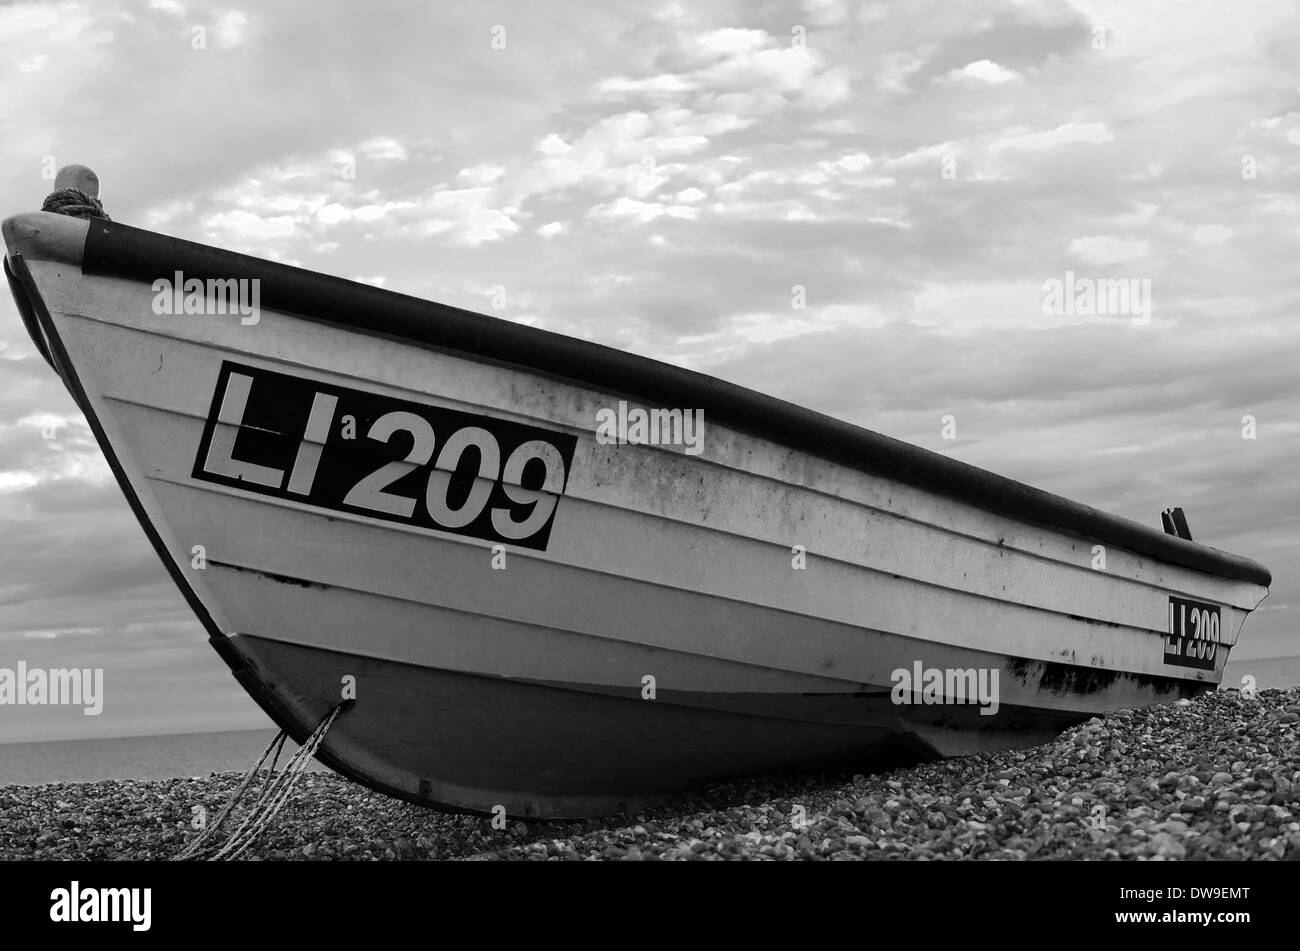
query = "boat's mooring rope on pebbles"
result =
(171, 732, 286, 861)
(174, 704, 345, 861)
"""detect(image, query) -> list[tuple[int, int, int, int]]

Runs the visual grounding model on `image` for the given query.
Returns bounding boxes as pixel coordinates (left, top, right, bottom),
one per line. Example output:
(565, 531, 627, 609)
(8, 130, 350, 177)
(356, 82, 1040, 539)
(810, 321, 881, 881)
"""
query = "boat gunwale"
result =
(2, 211, 1273, 587)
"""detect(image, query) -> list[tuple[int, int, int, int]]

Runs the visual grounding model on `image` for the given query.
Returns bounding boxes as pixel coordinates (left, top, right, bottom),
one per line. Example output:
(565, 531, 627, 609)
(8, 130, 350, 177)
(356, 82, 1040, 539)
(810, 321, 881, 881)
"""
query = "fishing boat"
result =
(3, 167, 1271, 818)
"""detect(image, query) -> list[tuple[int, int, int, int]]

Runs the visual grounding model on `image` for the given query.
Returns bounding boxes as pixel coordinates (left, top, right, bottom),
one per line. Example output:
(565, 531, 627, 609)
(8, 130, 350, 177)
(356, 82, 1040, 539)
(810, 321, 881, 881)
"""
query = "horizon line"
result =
(0, 722, 275, 748)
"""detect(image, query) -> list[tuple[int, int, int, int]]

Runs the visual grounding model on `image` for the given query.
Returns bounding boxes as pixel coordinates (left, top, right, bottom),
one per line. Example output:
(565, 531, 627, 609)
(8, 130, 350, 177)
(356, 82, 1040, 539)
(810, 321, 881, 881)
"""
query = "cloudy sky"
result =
(1, 0, 1297, 742)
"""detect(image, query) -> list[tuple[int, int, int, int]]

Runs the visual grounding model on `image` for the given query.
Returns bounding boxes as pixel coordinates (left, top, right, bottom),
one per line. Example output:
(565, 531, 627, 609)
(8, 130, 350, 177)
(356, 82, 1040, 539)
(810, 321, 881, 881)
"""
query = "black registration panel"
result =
(1164, 596, 1222, 671)
(193, 361, 576, 551)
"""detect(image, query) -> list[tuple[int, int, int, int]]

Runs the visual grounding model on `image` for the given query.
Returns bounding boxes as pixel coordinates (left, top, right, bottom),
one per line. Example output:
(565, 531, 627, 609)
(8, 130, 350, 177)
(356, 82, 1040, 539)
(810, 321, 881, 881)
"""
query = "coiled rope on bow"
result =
(41, 164, 110, 220)
(174, 703, 347, 862)
(41, 187, 109, 220)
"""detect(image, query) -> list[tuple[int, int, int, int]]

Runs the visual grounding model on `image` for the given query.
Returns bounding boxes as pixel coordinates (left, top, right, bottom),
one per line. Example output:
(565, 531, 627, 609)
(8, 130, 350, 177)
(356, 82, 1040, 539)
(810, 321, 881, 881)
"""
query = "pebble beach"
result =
(3, 686, 1297, 861)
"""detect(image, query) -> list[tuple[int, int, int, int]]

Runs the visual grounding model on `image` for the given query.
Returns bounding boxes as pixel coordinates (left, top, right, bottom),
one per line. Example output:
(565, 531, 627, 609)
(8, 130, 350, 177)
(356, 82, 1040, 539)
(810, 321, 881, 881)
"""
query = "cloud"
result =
(1068, 235, 1150, 264)
(1193, 225, 1234, 246)
(212, 9, 247, 49)
(204, 207, 297, 241)
(945, 59, 1021, 83)
(357, 136, 407, 161)
(695, 28, 768, 55)
(991, 122, 1114, 152)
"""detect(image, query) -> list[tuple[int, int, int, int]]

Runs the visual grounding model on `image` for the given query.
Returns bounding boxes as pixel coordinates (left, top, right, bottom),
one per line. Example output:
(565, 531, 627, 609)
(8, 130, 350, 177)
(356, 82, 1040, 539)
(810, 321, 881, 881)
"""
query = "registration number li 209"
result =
(1164, 596, 1221, 671)
(193, 362, 577, 550)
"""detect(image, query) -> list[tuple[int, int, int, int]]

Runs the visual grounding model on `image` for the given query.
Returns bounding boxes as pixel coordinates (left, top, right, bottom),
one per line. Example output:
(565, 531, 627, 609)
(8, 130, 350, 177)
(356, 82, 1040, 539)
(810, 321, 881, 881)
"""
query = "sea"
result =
(2, 657, 1297, 787)
(1221, 654, 1300, 695)
(0, 728, 325, 788)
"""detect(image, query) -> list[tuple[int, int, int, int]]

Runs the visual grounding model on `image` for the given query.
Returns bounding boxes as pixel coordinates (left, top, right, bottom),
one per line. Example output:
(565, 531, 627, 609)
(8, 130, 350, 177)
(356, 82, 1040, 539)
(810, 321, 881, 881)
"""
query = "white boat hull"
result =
(4, 212, 1270, 816)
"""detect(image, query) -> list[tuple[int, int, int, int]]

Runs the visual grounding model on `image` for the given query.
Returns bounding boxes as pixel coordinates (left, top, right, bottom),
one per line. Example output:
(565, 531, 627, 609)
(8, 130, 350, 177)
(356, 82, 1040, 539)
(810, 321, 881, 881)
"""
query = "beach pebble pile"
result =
(2, 686, 1297, 861)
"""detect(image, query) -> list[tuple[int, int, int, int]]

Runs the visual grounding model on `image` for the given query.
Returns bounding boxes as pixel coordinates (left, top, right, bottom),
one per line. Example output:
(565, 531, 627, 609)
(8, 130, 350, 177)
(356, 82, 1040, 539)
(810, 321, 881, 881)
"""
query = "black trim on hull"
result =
(75, 218, 1270, 586)
(4, 256, 52, 367)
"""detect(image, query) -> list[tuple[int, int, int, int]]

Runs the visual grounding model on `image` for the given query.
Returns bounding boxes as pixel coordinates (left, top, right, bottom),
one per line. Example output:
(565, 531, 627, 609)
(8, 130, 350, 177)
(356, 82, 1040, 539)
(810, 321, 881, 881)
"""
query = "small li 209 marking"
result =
(193, 361, 577, 551)
(1164, 596, 1221, 671)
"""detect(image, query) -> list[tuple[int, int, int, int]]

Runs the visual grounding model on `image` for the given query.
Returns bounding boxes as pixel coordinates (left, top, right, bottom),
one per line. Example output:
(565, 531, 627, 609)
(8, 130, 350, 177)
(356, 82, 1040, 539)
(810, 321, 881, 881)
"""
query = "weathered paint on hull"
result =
(4, 212, 1270, 817)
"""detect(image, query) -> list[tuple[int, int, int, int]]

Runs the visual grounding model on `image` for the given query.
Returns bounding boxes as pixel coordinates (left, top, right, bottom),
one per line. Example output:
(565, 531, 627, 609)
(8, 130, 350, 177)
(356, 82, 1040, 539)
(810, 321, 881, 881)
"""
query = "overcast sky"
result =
(1, 0, 1297, 742)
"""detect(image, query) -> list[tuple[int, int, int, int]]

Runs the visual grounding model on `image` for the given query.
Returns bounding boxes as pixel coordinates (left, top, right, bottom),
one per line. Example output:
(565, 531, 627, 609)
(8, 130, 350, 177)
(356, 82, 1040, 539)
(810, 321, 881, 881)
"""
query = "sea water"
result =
(1222, 655, 1300, 693)
(0, 728, 324, 787)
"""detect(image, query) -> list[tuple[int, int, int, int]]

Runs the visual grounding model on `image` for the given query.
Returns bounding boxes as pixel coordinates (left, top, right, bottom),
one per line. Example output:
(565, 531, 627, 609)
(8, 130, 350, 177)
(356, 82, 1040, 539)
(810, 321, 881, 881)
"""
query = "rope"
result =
(41, 187, 110, 220)
(173, 703, 346, 861)
(210, 704, 344, 862)
(172, 731, 286, 861)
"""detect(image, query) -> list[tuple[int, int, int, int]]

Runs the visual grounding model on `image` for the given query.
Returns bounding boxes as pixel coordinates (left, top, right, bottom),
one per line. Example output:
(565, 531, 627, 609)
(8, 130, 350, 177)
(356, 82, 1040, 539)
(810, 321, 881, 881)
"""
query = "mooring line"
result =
(174, 703, 346, 861)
